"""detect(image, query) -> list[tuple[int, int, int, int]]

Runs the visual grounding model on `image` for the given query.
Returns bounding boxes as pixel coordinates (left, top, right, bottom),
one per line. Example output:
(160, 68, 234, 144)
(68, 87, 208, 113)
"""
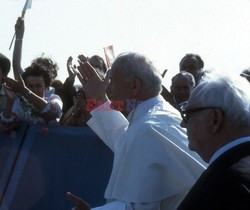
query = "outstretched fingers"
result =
(78, 61, 101, 81)
(76, 72, 85, 86)
(78, 54, 88, 63)
(77, 62, 89, 82)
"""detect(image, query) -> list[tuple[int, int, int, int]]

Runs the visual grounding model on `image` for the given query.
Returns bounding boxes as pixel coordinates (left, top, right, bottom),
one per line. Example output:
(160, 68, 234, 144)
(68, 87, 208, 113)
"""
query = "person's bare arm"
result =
(4, 76, 48, 111)
(4, 76, 62, 122)
(67, 56, 77, 82)
(13, 17, 25, 80)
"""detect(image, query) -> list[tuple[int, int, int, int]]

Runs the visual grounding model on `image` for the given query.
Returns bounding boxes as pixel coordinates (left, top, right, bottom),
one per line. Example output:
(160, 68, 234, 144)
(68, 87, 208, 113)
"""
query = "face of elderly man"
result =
(106, 65, 136, 114)
(180, 85, 219, 162)
(171, 75, 193, 104)
(108, 67, 130, 101)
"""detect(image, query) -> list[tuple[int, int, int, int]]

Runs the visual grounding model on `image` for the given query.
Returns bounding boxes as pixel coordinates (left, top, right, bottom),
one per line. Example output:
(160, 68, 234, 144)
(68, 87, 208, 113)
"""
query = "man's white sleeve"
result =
(87, 105, 129, 151)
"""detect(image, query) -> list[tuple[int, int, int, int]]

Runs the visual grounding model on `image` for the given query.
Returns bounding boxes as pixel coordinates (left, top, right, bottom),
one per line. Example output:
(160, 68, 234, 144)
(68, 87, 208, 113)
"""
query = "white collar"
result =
(127, 95, 163, 122)
(209, 136, 250, 164)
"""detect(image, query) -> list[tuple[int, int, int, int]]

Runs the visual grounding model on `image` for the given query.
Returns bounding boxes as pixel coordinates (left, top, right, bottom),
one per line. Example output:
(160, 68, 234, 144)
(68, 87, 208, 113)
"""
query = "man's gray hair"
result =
(193, 72, 250, 127)
(112, 52, 162, 95)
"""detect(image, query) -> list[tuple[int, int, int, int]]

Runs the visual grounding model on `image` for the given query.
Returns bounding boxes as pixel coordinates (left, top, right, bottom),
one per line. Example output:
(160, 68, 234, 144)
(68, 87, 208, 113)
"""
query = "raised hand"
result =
(66, 192, 91, 210)
(13, 17, 25, 80)
(3, 75, 28, 96)
(15, 17, 24, 39)
(78, 54, 88, 63)
(67, 56, 77, 81)
(77, 55, 109, 102)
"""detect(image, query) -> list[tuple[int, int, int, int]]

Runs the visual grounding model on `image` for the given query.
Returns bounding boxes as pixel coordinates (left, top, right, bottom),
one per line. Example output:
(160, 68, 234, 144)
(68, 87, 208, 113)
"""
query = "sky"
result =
(1, 0, 250, 87)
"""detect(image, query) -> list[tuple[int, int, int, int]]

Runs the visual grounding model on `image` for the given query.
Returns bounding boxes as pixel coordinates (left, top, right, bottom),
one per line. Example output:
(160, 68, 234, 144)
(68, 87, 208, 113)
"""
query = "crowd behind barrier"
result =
(0, 123, 114, 210)
(1, 16, 250, 209)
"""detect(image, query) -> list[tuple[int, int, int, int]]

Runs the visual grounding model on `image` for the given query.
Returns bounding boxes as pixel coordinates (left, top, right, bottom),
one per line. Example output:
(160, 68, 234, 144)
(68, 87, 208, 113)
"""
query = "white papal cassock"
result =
(87, 95, 207, 210)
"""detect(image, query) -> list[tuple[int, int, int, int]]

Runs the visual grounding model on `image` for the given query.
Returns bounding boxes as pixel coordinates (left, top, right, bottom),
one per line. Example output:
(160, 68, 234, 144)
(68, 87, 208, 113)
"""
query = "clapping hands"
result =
(67, 56, 77, 81)
(76, 54, 110, 102)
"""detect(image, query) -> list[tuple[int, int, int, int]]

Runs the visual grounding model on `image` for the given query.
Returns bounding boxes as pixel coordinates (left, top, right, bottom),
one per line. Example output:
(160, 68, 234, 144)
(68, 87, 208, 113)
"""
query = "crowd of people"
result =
(0, 17, 250, 210)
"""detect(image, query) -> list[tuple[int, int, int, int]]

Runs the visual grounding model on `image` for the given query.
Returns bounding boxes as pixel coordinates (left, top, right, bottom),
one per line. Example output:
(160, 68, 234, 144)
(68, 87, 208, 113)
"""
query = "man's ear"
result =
(130, 78, 142, 96)
(210, 108, 224, 134)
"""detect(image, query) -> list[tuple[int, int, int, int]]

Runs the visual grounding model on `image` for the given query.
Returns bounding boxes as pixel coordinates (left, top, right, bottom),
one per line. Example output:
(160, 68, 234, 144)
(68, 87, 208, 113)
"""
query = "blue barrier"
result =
(0, 122, 29, 206)
(0, 124, 114, 210)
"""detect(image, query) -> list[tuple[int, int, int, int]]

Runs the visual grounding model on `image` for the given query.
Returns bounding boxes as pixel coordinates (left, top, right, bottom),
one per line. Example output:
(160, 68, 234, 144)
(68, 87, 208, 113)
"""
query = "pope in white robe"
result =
(67, 52, 206, 210)
(87, 96, 206, 210)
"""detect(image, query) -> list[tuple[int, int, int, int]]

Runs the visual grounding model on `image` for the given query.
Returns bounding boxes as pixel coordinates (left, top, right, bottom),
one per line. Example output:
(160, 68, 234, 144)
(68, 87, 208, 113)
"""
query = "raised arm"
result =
(4, 76, 47, 110)
(66, 56, 76, 83)
(161, 69, 176, 106)
(77, 55, 109, 102)
(61, 56, 76, 96)
(77, 56, 129, 149)
(4, 76, 62, 122)
(13, 17, 25, 80)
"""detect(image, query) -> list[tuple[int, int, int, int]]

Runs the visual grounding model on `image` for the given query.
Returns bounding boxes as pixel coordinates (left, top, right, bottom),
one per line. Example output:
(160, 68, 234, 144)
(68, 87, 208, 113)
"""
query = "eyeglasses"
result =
(180, 106, 224, 123)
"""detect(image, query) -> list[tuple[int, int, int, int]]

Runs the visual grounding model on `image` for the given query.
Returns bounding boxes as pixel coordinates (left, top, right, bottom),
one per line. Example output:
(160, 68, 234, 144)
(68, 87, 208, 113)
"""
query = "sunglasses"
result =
(180, 106, 224, 123)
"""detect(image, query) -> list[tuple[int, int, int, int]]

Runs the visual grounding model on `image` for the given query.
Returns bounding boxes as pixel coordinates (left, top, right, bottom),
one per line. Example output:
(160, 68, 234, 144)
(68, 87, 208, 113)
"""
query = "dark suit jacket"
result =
(177, 141, 250, 210)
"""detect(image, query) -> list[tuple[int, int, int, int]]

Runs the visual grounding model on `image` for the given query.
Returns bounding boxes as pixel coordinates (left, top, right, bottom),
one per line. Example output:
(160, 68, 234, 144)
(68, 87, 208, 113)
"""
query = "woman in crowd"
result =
(0, 64, 62, 132)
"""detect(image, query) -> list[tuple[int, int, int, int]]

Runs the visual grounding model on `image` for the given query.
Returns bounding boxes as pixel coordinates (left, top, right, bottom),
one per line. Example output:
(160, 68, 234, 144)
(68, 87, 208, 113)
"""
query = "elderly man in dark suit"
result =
(177, 73, 250, 210)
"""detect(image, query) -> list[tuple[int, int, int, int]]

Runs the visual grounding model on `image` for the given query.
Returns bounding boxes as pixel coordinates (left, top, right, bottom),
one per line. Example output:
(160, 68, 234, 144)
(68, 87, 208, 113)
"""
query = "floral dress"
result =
(0, 94, 62, 132)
